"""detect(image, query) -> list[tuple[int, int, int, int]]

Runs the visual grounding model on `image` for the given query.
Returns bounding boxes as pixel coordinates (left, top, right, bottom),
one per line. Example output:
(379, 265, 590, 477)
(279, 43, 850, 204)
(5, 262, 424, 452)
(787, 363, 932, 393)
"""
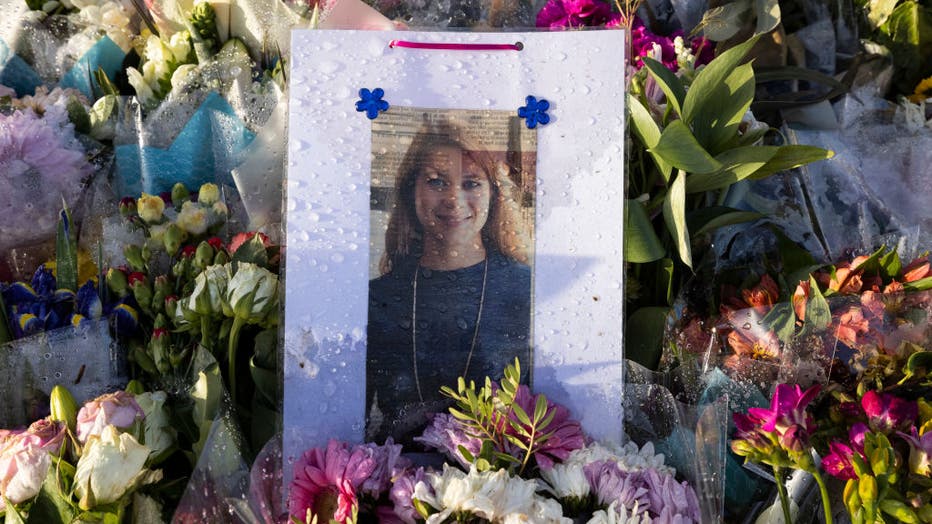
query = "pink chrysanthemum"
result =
(288, 440, 378, 523)
(415, 413, 482, 468)
(356, 438, 410, 498)
(388, 466, 429, 524)
(642, 467, 701, 522)
(584, 460, 650, 517)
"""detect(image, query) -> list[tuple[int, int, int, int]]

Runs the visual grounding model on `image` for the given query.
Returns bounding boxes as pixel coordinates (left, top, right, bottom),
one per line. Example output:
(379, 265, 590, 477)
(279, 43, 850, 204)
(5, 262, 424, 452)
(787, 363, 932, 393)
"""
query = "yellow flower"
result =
(908, 76, 932, 103)
(137, 193, 165, 224)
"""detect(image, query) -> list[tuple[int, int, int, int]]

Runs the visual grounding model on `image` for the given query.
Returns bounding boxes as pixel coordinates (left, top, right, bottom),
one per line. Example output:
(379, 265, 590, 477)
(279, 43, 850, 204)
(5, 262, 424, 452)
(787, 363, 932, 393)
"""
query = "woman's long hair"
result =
(379, 118, 530, 275)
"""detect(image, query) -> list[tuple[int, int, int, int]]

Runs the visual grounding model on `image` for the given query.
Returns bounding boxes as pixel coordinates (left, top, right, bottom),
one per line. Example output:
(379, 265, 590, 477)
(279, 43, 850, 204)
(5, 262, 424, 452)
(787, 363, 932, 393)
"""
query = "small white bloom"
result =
(539, 461, 590, 499)
(176, 200, 209, 235)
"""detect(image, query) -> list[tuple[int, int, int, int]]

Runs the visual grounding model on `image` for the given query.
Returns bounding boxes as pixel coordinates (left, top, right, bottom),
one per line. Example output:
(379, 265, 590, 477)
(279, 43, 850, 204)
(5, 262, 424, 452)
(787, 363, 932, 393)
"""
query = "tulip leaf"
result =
(625, 307, 669, 369)
(803, 275, 831, 331)
(682, 36, 760, 153)
(685, 145, 778, 193)
(688, 206, 764, 237)
(627, 93, 672, 182)
(651, 120, 722, 174)
(903, 276, 932, 291)
(749, 145, 835, 179)
(694, 1, 752, 42)
(56, 203, 78, 293)
(641, 57, 686, 118)
(755, 0, 781, 35)
(763, 302, 796, 342)
(663, 170, 692, 269)
(624, 199, 665, 263)
(878, 248, 902, 280)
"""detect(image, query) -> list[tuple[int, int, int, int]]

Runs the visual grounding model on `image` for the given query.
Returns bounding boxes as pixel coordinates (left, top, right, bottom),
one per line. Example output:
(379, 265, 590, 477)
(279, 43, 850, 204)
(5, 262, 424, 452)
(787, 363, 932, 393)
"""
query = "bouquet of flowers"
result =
(0, 384, 176, 523)
(288, 360, 702, 523)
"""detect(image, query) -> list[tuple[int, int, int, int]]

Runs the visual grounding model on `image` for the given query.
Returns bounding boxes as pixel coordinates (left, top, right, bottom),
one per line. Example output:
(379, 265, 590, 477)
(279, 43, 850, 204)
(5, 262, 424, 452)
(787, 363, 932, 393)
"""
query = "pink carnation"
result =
(509, 384, 585, 469)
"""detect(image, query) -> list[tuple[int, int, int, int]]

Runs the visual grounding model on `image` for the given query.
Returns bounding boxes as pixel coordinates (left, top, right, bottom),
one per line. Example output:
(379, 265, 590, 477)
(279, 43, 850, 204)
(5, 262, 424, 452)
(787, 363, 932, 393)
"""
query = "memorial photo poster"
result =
(284, 29, 627, 471)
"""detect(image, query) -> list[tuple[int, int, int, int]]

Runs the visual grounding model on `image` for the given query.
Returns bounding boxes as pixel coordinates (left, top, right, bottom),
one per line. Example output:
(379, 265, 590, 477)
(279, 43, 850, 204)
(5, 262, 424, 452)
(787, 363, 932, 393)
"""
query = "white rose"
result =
(74, 426, 154, 509)
(133, 391, 176, 462)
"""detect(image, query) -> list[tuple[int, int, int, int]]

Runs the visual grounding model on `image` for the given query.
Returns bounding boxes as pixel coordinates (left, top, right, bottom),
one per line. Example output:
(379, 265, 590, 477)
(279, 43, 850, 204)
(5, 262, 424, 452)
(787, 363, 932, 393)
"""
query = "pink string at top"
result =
(388, 40, 524, 51)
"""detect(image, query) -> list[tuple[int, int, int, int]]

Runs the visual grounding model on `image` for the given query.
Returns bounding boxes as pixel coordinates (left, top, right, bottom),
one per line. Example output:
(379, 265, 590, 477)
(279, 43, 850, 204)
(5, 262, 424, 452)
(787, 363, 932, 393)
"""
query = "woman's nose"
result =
(444, 187, 467, 208)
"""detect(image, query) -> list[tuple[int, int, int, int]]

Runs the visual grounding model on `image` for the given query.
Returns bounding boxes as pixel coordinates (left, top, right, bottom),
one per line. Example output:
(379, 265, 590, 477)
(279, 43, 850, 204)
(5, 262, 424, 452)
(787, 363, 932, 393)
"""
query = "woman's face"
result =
(414, 145, 491, 251)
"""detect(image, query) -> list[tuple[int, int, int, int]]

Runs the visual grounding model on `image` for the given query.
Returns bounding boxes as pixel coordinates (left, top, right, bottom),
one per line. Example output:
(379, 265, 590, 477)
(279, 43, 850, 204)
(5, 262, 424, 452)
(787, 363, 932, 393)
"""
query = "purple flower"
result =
(415, 413, 482, 469)
(388, 466, 429, 524)
(508, 384, 586, 469)
(535, 0, 617, 28)
(356, 438, 410, 498)
(748, 383, 820, 435)
(642, 467, 701, 522)
(861, 391, 917, 433)
(584, 460, 650, 516)
(0, 106, 91, 252)
(897, 428, 932, 476)
(821, 441, 858, 480)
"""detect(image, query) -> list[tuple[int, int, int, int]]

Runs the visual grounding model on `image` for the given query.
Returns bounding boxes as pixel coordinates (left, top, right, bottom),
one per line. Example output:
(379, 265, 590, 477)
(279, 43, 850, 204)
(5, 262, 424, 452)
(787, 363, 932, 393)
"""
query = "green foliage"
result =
(856, 0, 932, 96)
(440, 359, 558, 477)
(55, 203, 78, 293)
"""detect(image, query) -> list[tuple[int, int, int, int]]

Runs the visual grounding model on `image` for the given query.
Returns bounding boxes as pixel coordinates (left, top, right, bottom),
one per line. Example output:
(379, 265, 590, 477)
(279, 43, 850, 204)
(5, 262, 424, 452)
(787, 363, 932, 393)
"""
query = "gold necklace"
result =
(412, 257, 489, 402)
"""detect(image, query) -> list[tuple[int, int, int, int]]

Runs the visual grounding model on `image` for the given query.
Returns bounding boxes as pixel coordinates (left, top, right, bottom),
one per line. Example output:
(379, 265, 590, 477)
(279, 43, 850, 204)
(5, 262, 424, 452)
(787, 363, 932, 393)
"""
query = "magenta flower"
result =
(509, 384, 585, 469)
(748, 383, 820, 434)
(536, 0, 617, 28)
(288, 440, 377, 523)
(861, 391, 917, 433)
(821, 441, 859, 480)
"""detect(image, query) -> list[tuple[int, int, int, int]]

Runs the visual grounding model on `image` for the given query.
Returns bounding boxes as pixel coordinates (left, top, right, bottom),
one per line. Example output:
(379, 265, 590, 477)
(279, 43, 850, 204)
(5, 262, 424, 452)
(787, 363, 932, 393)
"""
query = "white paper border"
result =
(283, 29, 627, 471)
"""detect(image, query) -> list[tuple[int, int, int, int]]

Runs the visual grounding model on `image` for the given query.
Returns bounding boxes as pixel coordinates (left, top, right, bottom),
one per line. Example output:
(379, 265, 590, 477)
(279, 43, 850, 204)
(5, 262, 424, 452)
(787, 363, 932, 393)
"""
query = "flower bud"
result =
(119, 197, 137, 218)
(149, 327, 171, 374)
(224, 263, 279, 324)
(74, 426, 153, 509)
(129, 273, 153, 314)
(197, 183, 220, 205)
(123, 244, 146, 273)
(164, 295, 179, 320)
(163, 223, 184, 256)
(858, 474, 878, 506)
(194, 241, 214, 270)
(136, 193, 165, 224)
(171, 182, 190, 209)
(106, 268, 129, 297)
(213, 249, 230, 265)
(125, 380, 145, 395)
(50, 385, 78, 433)
(176, 201, 209, 236)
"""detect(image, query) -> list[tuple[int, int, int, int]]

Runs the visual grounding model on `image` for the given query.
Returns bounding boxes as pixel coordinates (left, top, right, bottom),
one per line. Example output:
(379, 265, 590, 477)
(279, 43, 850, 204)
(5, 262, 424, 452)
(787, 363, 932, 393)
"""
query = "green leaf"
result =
(754, 0, 781, 35)
(627, 93, 672, 182)
(900, 351, 932, 383)
(663, 170, 691, 269)
(511, 403, 532, 426)
(651, 120, 722, 174)
(878, 248, 902, 280)
(56, 203, 78, 293)
(625, 307, 670, 369)
(4, 500, 25, 524)
(232, 235, 270, 267)
(687, 206, 764, 237)
(804, 275, 831, 331)
(66, 96, 91, 135)
(881, 2, 932, 95)
(683, 36, 760, 153)
(93, 67, 119, 97)
(903, 276, 932, 292)
(458, 445, 475, 463)
(29, 464, 76, 524)
(641, 58, 686, 118)
(865, 0, 900, 28)
(749, 144, 834, 179)
(762, 302, 796, 342)
(624, 199, 665, 263)
(685, 145, 778, 193)
(694, 1, 753, 41)
(659, 258, 675, 305)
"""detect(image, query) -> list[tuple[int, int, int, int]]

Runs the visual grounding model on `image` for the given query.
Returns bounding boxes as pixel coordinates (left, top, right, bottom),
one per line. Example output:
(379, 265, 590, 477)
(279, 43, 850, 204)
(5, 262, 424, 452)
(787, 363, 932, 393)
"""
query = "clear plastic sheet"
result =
(0, 318, 128, 427)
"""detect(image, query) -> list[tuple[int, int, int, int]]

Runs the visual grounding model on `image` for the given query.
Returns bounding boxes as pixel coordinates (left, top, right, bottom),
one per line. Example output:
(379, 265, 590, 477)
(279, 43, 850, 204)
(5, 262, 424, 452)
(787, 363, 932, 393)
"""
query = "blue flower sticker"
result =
(518, 96, 551, 129)
(356, 88, 390, 120)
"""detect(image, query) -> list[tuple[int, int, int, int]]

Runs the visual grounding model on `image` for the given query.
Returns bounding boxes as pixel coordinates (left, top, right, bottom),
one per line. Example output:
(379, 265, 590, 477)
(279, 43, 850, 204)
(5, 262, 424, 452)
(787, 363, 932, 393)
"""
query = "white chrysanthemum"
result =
(418, 465, 570, 524)
(565, 441, 674, 476)
(587, 502, 652, 524)
(539, 461, 590, 499)
(71, 0, 134, 51)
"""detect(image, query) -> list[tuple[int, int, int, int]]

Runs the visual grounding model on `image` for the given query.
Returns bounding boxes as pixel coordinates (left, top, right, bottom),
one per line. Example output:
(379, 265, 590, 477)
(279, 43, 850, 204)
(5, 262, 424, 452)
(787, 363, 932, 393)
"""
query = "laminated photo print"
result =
(283, 29, 627, 471)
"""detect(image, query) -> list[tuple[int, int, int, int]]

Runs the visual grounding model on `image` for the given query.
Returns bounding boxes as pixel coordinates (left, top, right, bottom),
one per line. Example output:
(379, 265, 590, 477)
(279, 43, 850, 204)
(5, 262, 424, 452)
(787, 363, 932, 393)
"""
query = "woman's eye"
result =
(463, 179, 483, 190)
(425, 177, 446, 188)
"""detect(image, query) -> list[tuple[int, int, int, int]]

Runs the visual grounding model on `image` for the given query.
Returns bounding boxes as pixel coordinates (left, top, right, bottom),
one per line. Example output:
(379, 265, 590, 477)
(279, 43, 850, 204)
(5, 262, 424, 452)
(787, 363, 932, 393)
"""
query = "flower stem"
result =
(228, 315, 246, 406)
(773, 465, 792, 524)
(813, 469, 833, 524)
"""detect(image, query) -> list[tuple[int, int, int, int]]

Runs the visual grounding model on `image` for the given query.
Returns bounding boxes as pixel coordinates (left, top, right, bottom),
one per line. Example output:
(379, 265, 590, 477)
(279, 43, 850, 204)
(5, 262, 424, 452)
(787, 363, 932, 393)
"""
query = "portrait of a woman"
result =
(366, 115, 534, 445)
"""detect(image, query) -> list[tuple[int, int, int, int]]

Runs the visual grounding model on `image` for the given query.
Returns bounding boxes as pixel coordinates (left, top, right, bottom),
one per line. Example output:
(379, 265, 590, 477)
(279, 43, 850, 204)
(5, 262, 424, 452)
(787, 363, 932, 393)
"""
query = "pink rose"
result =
(26, 419, 67, 456)
(0, 432, 51, 508)
(76, 391, 145, 443)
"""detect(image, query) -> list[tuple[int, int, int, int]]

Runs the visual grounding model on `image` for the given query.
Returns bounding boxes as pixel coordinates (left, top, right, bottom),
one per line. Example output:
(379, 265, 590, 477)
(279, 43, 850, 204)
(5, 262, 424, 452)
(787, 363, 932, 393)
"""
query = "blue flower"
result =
(517, 96, 551, 129)
(355, 88, 390, 120)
